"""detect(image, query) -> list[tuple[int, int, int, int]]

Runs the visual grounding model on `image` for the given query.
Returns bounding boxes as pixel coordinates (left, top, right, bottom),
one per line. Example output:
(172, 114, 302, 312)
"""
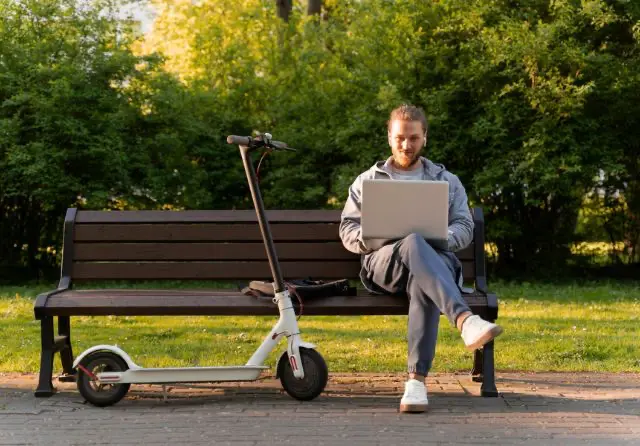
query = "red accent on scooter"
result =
(289, 355, 298, 371)
(77, 364, 97, 380)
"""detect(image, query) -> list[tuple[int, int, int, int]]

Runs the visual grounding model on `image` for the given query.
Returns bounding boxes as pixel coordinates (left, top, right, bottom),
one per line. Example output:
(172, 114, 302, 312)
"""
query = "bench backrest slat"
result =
(74, 242, 356, 261)
(74, 223, 341, 242)
(74, 242, 474, 262)
(62, 209, 483, 284)
(75, 209, 341, 223)
(72, 260, 362, 280)
(70, 259, 478, 281)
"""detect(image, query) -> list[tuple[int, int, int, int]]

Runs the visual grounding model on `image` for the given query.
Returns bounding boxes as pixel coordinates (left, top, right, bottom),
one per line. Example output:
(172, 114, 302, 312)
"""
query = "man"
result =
(339, 104, 503, 413)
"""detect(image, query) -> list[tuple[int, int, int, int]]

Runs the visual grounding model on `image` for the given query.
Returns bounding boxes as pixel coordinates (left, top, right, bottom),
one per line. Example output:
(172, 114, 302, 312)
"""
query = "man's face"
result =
(388, 119, 425, 169)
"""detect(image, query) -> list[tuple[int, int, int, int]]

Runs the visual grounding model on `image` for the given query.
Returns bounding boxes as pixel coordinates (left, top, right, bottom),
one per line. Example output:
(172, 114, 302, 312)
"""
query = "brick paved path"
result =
(0, 372, 638, 445)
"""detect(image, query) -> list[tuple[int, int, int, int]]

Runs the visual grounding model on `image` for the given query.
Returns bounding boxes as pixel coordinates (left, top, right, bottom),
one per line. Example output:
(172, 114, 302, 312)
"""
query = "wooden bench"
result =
(34, 207, 500, 398)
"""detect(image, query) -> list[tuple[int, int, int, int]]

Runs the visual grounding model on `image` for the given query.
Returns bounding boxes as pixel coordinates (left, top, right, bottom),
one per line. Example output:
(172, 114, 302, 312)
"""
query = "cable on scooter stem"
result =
(256, 150, 270, 183)
(227, 133, 295, 182)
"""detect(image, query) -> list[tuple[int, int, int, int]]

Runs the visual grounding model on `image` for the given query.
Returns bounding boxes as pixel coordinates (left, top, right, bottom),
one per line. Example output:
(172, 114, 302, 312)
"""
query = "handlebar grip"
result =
(227, 135, 251, 145)
(271, 140, 289, 150)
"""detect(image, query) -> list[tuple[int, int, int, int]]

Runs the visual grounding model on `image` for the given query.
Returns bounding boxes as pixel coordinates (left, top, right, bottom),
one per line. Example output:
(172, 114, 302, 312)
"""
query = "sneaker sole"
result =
(465, 325, 504, 351)
(399, 403, 429, 413)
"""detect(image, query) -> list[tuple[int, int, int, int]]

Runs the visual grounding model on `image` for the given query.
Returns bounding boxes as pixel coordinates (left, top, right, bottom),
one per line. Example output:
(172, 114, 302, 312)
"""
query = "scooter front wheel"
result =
(277, 347, 328, 401)
(77, 352, 130, 407)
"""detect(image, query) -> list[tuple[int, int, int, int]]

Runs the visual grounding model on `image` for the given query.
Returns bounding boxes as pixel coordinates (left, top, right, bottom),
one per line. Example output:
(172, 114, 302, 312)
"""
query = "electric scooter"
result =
(72, 133, 329, 407)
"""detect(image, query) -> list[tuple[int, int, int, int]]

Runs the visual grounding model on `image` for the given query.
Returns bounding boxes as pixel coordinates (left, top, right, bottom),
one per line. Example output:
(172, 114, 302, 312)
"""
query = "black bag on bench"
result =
(242, 279, 356, 300)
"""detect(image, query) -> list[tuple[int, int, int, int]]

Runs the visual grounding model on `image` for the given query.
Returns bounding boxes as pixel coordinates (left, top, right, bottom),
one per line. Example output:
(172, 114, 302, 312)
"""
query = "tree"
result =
(0, 0, 143, 273)
(276, 0, 292, 21)
(0, 0, 238, 276)
(4, 0, 639, 277)
(308, 0, 321, 16)
(140, 0, 640, 273)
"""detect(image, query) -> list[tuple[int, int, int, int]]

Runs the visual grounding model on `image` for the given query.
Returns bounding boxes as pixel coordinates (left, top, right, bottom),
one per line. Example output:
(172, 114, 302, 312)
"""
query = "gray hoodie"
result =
(339, 157, 474, 255)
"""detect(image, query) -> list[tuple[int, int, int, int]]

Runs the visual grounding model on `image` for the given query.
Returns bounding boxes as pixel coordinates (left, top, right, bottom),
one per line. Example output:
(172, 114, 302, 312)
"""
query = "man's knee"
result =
(403, 232, 425, 245)
(398, 233, 433, 259)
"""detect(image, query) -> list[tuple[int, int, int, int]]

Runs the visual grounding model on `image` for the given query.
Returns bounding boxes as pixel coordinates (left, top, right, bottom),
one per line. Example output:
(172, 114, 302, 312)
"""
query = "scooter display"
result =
(73, 133, 329, 407)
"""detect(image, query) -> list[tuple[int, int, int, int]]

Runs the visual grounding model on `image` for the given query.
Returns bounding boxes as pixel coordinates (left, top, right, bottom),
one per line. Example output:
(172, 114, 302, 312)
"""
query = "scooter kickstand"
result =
(162, 384, 168, 403)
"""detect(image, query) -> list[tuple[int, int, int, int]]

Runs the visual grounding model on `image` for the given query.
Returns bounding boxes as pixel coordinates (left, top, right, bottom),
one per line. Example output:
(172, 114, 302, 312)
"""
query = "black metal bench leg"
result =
(471, 348, 484, 382)
(480, 340, 498, 397)
(35, 316, 56, 397)
(58, 316, 75, 379)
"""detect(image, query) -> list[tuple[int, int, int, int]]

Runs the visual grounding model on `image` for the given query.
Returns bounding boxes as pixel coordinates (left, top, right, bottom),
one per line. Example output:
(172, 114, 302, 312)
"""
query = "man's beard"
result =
(406, 156, 420, 168)
(394, 152, 420, 169)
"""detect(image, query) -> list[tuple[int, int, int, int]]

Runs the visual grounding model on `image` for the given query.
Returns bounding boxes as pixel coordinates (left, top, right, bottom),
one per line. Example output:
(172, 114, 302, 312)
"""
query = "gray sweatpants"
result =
(361, 233, 472, 376)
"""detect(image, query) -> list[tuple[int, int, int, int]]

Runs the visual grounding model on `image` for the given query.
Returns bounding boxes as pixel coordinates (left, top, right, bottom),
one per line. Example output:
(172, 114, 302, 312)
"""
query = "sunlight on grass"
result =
(1, 281, 639, 374)
(485, 242, 629, 264)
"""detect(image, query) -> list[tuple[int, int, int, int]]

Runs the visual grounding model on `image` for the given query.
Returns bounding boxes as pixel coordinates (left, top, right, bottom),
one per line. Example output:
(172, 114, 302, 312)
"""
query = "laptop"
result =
(361, 179, 449, 248)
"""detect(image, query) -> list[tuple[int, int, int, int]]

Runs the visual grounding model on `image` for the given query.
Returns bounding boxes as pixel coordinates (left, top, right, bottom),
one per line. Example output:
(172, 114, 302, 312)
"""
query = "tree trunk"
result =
(307, 0, 322, 15)
(276, 0, 292, 21)
(27, 197, 41, 277)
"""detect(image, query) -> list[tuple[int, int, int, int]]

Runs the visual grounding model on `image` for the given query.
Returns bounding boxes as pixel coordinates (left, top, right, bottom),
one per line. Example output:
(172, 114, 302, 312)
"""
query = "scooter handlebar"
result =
(227, 135, 251, 146)
(270, 140, 293, 151)
(226, 134, 294, 151)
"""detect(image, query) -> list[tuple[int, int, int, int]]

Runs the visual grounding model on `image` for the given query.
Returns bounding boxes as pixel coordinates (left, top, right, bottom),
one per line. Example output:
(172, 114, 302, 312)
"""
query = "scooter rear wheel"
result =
(277, 347, 328, 401)
(77, 352, 130, 407)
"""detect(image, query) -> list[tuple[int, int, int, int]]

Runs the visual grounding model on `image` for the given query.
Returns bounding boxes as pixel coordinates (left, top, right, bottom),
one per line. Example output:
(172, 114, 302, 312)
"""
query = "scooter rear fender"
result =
(72, 345, 140, 370)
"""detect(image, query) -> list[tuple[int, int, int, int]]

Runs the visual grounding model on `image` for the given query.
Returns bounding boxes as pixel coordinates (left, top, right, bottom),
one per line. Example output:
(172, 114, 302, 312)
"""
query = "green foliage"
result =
(0, 0, 242, 273)
(1, 0, 639, 275)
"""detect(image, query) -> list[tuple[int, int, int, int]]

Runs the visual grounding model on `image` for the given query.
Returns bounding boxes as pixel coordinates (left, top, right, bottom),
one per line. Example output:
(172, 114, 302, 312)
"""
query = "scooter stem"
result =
(239, 145, 286, 293)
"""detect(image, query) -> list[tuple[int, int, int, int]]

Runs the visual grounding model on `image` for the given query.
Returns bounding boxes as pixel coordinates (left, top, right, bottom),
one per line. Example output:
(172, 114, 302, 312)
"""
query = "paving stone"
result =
(0, 372, 638, 445)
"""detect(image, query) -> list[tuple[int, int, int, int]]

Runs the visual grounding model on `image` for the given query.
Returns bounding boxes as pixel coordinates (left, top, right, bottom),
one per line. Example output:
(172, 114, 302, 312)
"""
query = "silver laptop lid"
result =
(361, 179, 449, 242)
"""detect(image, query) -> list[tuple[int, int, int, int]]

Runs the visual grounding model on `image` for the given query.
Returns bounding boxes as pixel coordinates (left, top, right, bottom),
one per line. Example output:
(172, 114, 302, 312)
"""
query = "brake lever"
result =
(246, 132, 294, 152)
(271, 142, 296, 152)
(260, 133, 295, 151)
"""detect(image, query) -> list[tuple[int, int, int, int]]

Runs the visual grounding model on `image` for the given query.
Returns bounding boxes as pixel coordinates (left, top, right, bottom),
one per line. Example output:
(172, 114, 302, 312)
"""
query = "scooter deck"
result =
(99, 365, 269, 384)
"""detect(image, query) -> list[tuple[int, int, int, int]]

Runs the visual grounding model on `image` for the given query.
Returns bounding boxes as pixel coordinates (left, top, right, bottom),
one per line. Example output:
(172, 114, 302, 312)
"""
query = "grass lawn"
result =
(0, 280, 638, 375)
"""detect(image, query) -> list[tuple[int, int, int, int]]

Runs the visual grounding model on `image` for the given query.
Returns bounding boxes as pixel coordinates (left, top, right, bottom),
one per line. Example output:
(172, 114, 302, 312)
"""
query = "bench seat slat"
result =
(39, 289, 490, 317)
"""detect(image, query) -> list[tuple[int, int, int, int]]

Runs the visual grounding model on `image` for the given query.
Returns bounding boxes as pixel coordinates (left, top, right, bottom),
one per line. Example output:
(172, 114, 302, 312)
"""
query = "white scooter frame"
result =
(72, 290, 313, 383)
(73, 133, 328, 406)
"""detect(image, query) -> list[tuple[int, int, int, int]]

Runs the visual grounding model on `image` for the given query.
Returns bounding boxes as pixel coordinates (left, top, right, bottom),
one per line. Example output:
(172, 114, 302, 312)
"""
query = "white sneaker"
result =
(461, 315, 503, 351)
(399, 379, 429, 413)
